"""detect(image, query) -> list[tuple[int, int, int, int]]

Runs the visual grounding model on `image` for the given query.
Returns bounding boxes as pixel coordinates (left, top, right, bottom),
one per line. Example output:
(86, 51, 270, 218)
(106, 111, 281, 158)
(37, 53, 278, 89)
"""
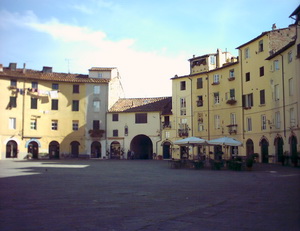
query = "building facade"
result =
(107, 97, 172, 159)
(0, 64, 124, 160)
(170, 15, 299, 163)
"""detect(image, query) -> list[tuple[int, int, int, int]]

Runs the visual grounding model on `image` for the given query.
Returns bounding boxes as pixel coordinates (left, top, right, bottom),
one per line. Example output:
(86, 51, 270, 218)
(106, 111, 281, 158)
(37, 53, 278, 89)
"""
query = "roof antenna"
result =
(65, 58, 71, 73)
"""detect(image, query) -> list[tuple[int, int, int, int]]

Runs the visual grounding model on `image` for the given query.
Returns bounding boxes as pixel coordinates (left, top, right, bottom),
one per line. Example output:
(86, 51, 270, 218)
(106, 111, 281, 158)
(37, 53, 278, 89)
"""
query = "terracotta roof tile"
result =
(0, 68, 110, 83)
(109, 97, 172, 113)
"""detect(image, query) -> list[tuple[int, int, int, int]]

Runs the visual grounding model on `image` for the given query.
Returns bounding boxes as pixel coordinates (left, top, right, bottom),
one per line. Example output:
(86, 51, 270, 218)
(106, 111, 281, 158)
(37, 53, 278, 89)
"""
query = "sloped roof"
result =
(266, 40, 296, 60)
(109, 97, 172, 114)
(0, 68, 110, 83)
(89, 67, 116, 71)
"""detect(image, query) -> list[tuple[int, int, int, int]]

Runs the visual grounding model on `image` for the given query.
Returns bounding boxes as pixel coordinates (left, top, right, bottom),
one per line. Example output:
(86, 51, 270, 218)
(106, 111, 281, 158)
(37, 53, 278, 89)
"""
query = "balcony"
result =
(228, 77, 235, 81)
(226, 98, 237, 105)
(178, 129, 189, 137)
(227, 124, 237, 134)
(162, 122, 172, 129)
(196, 100, 203, 107)
(89, 129, 105, 138)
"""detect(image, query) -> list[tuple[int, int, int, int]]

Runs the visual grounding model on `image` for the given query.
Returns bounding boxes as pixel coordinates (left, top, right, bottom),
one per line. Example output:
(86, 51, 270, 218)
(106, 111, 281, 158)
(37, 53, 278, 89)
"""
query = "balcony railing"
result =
(227, 124, 237, 134)
(226, 98, 237, 105)
(89, 129, 105, 138)
(162, 122, 172, 129)
(178, 129, 189, 137)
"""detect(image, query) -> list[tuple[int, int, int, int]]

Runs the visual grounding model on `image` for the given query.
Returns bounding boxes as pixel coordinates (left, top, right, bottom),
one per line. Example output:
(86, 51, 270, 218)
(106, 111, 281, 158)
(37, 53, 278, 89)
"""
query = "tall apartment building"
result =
(171, 8, 299, 162)
(0, 64, 124, 160)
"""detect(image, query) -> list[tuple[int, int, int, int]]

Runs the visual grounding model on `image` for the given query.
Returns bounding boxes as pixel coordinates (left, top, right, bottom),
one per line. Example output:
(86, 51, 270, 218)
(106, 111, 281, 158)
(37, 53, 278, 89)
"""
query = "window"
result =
(274, 60, 279, 70)
(94, 86, 100, 94)
(213, 74, 220, 84)
(214, 115, 220, 129)
(198, 121, 204, 131)
(274, 84, 279, 101)
(32, 82, 38, 89)
(214, 92, 219, 104)
(247, 117, 252, 131)
(197, 95, 203, 107)
(52, 83, 59, 90)
(288, 51, 292, 63)
(210, 56, 216, 64)
(31, 97, 38, 109)
(9, 118, 16, 129)
(275, 112, 280, 129)
(51, 120, 58, 130)
(30, 119, 37, 130)
(72, 120, 79, 131)
(261, 115, 266, 130)
(289, 78, 294, 96)
(10, 79, 17, 87)
(259, 66, 264, 77)
(229, 89, 235, 99)
(73, 84, 79, 93)
(9, 96, 17, 108)
(72, 100, 79, 111)
(245, 48, 250, 58)
(258, 40, 264, 52)
(113, 129, 118, 137)
(290, 108, 295, 127)
(245, 72, 250, 82)
(229, 69, 235, 78)
(93, 100, 100, 112)
(124, 126, 128, 136)
(93, 120, 100, 130)
(112, 114, 119, 121)
(197, 78, 203, 89)
(260, 90, 265, 105)
(180, 98, 186, 108)
(180, 81, 186, 90)
(98, 73, 103, 78)
(51, 99, 58, 110)
(230, 113, 236, 125)
(242, 93, 253, 108)
(135, 113, 147, 123)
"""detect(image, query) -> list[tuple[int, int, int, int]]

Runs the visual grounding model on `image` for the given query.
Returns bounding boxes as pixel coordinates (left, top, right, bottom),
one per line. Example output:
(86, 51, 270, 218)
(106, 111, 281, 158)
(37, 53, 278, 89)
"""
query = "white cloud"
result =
(0, 10, 189, 97)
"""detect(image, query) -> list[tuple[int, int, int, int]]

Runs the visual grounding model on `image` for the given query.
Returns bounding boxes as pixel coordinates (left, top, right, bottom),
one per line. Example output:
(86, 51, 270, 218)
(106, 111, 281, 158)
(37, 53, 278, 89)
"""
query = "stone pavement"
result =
(0, 159, 299, 231)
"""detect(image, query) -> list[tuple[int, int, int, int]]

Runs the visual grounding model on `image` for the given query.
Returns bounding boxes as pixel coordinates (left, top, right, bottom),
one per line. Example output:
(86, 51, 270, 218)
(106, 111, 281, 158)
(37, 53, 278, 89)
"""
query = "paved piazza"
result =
(0, 159, 299, 231)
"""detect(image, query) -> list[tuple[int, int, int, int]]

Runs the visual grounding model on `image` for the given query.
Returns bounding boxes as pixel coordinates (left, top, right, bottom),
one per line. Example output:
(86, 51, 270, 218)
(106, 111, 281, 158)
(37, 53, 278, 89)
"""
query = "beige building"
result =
(107, 97, 172, 159)
(170, 9, 299, 163)
(0, 64, 123, 160)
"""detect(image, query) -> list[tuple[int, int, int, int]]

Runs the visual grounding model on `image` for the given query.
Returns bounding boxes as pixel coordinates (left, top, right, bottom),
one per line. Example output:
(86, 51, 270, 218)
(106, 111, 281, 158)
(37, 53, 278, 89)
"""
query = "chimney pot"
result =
(0, 64, 3, 72)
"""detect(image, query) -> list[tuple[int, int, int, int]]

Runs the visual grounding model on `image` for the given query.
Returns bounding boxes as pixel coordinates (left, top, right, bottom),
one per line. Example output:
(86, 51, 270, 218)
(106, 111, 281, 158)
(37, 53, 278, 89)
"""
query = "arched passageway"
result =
(130, 135, 153, 159)
(6, 140, 18, 158)
(28, 141, 39, 159)
(70, 141, 80, 158)
(246, 139, 254, 157)
(260, 138, 269, 163)
(274, 136, 284, 163)
(49, 141, 60, 159)
(110, 141, 120, 159)
(91, 141, 101, 158)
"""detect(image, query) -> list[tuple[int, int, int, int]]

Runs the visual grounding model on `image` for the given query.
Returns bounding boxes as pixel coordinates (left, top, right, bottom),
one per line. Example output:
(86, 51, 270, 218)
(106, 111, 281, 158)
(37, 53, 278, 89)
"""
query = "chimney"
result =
(0, 64, 3, 72)
(9, 63, 17, 71)
(23, 63, 26, 74)
(42, 66, 52, 73)
(272, 23, 277, 30)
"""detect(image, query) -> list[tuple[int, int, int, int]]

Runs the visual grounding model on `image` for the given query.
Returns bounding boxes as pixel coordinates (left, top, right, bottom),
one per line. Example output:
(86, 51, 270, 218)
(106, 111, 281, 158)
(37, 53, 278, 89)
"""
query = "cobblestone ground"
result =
(0, 159, 299, 231)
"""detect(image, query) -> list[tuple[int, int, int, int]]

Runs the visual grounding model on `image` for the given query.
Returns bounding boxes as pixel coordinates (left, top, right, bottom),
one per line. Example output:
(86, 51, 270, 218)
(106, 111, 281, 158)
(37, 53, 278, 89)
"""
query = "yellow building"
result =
(0, 64, 123, 160)
(107, 97, 172, 159)
(171, 10, 299, 163)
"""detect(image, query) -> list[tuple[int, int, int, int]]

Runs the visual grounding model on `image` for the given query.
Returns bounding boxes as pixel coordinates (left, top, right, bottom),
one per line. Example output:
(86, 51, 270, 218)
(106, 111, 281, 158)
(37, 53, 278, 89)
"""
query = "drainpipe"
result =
(279, 54, 286, 137)
(240, 50, 245, 140)
(21, 80, 26, 140)
(206, 74, 210, 141)
(155, 113, 162, 158)
(188, 77, 193, 137)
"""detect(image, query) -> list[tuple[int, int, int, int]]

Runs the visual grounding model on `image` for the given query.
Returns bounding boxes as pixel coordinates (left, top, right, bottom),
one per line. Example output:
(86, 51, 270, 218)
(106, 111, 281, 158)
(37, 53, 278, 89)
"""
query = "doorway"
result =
(28, 141, 39, 159)
(261, 138, 269, 163)
(6, 140, 18, 158)
(162, 141, 171, 159)
(49, 141, 60, 159)
(91, 141, 101, 158)
(70, 141, 80, 158)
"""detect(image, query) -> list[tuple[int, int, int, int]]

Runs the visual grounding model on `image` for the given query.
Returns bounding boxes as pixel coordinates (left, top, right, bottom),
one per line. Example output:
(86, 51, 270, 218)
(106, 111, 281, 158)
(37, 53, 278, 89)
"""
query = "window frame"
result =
(72, 100, 79, 111)
(135, 113, 147, 124)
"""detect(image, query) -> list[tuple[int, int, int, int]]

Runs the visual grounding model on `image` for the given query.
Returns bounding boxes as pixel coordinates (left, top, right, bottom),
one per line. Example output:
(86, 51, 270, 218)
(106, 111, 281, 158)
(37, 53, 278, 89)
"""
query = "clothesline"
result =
(11, 87, 59, 99)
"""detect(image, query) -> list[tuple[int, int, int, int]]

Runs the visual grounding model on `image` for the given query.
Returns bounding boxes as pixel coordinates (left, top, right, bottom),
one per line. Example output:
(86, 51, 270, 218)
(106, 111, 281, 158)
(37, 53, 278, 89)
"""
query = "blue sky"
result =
(0, 0, 298, 97)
